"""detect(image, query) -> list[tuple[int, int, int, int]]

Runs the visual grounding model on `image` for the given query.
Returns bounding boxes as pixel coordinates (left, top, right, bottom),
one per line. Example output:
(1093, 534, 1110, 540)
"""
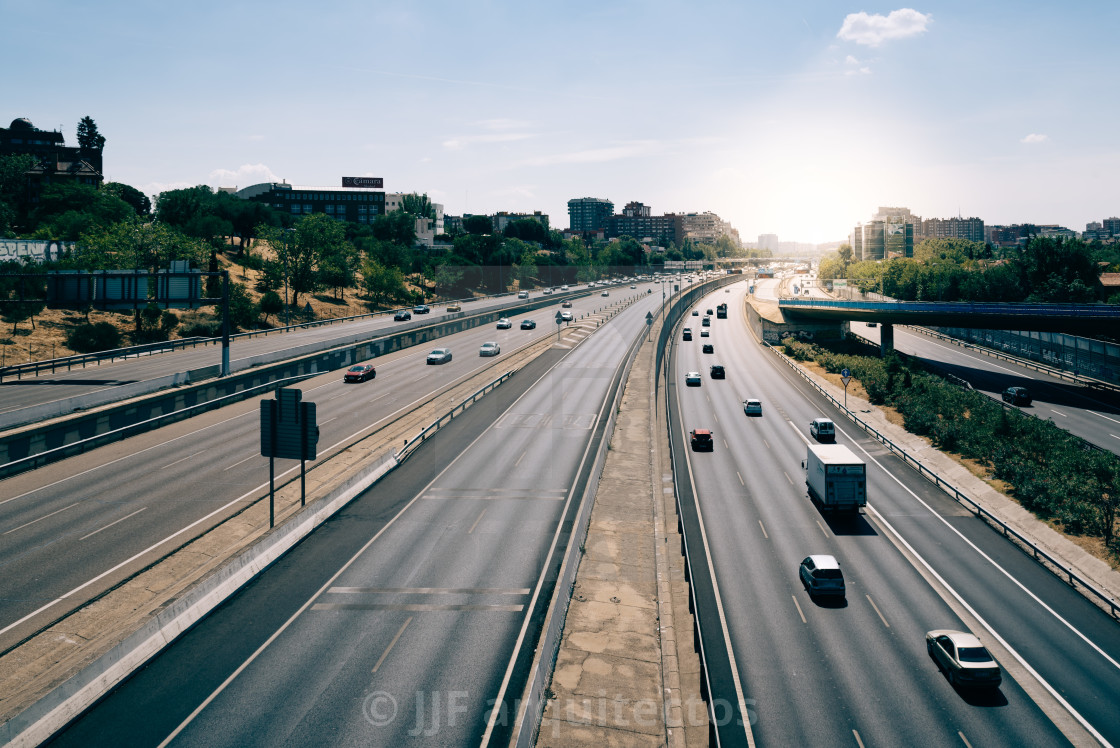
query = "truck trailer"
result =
(805, 444, 866, 514)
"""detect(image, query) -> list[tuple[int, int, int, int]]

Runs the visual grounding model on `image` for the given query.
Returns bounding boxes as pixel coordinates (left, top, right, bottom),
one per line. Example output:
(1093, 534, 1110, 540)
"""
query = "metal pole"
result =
(221, 270, 230, 376)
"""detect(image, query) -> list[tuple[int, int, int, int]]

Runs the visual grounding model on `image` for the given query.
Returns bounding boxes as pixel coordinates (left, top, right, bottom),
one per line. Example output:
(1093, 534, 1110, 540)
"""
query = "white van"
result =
(810, 418, 835, 442)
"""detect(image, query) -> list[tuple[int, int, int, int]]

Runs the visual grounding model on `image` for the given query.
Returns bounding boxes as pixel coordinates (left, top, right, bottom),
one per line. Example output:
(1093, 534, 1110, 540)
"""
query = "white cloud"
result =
(845, 67, 872, 76)
(208, 163, 281, 188)
(518, 141, 664, 168)
(837, 9, 931, 46)
(142, 180, 194, 198)
(442, 132, 535, 151)
(845, 55, 861, 65)
(247, 134, 264, 142)
(1020, 133, 1048, 144)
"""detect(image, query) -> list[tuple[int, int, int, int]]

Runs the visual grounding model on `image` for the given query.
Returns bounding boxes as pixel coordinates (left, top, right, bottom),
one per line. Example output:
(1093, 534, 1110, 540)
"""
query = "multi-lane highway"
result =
(46, 280, 666, 746)
(0, 284, 655, 651)
(671, 283, 1119, 747)
(0, 289, 587, 421)
(851, 321, 1120, 455)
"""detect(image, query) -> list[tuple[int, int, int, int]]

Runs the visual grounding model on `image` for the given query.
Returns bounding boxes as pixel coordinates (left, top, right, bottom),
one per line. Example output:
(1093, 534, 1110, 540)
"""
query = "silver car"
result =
(799, 555, 845, 598)
(479, 342, 500, 357)
(496, 318, 512, 329)
(426, 348, 452, 365)
(926, 630, 1002, 690)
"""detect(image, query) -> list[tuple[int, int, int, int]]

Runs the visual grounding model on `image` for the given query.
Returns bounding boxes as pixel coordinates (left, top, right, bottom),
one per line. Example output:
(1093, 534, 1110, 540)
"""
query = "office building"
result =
(758, 234, 779, 253)
(852, 207, 916, 260)
(567, 197, 614, 232)
(0, 118, 104, 208)
(606, 202, 679, 245)
(919, 216, 985, 242)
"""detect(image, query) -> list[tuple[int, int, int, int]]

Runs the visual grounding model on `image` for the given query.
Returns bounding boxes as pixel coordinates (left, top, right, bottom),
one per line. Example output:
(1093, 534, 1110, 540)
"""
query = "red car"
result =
(344, 363, 376, 382)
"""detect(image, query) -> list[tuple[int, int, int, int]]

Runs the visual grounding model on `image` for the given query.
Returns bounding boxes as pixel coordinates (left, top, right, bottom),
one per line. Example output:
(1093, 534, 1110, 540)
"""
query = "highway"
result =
(852, 321, 1120, 456)
(46, 280, 666, 746)
(670, 284, 1119, 746)
(0, 283, 655, 652)
(0, 288, 584, 421)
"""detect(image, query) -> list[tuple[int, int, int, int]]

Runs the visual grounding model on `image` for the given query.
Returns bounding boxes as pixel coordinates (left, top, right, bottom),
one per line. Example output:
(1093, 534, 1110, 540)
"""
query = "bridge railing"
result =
(779, 297, 1120, 320)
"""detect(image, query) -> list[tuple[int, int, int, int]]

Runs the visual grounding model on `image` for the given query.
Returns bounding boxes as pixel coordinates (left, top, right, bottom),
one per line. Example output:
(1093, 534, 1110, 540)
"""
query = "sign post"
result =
(840, 368, 852, 410)
(554, 310, 564, 342)
(260, 388, 319, 527)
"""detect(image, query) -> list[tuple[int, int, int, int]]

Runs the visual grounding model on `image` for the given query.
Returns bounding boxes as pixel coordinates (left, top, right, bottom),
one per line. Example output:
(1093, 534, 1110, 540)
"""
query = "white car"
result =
(601, 291, 609, 297)
(542, 288, 553, 295)
(926, 630, 1002, 690)
(561, 285, 569, 291)
(496, 317, 512, 329)
(560, 310, 573, 321)
(685, 371, 702, 387)
(479, 342, 500, 357)
(426, 348, 452, 365)
(743, 398, 762, 416)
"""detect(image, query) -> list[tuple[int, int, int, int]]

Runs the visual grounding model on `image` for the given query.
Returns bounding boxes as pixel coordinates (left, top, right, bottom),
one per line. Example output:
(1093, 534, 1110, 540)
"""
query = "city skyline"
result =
(4, 0, 1117, 245)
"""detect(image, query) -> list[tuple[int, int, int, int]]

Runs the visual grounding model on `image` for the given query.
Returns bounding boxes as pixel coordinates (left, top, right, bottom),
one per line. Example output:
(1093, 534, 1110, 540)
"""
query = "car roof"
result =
(686, 371, 701, 376)
(928, 629, 984, 649)
(812, 417, 833, 425)
(807, 554, 840, 569)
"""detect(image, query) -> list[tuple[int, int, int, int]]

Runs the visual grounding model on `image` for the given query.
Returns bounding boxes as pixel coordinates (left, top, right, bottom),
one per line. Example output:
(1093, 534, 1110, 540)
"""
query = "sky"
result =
(4, 0, 1118, 245)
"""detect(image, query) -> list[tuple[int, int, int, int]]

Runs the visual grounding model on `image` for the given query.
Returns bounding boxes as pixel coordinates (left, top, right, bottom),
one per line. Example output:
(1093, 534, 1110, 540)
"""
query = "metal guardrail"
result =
(903, 325, 1120, 395)
(780, 297, 1120, 320)
(511, 291, 656, 748)
(0, 338, 211, 380)
(395, 370, 517, 462)
(765, 341, 1120, 621)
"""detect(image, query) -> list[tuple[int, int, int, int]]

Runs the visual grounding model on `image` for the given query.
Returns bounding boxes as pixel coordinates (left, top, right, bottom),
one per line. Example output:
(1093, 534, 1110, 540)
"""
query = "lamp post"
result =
(283, 228, 294, 327)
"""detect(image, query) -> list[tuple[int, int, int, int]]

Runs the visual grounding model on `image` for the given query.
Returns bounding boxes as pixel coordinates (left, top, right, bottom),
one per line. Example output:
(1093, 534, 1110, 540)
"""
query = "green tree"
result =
(2, 299, 46, 334)
(371, 210, 416, 247)
(399, 192, 434, 219)
(0, 154, 35, 235)
(102, 182, 151, 216)
(30, 182, 133, 239)
(463, 215, 493, 235)
(318, 240, 359, 300)
(260, 214, 348, 306)
(76, 116, 106, 153)
(74, 218, 210, 271)
(227, 281, 256, 331)
(360, 256, 408, 306)
(155, 186, 218, 234)
(259, 290, 284, 325)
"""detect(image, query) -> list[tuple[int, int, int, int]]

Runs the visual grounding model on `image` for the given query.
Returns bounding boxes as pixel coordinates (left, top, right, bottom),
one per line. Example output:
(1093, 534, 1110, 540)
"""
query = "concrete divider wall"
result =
(0, 299, 578, 477)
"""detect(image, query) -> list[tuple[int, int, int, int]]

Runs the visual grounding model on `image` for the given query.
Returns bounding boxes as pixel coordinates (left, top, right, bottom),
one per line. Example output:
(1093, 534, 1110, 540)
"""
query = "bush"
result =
(66, 322, 121, 353)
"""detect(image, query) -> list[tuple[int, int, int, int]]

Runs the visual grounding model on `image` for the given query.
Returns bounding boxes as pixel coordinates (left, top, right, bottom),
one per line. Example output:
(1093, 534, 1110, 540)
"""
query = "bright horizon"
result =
(4, 1, 1117, 246)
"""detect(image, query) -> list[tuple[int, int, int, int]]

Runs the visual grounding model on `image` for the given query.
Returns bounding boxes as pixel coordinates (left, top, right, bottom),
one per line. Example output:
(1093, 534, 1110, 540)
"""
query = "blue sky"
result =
(4, 0, 1118, 245)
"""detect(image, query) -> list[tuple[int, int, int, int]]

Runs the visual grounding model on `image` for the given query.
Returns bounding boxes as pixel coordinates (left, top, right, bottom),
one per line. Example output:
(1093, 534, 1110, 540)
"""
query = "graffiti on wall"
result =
(0, 240, 75, 264)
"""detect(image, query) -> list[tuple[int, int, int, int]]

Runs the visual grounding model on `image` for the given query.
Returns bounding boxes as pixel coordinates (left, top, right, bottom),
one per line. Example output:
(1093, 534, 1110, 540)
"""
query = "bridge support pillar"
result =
(880, 323, 894, 355)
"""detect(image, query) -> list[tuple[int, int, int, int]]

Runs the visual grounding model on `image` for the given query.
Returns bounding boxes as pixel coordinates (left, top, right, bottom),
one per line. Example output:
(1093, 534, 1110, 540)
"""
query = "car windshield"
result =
(815, 569, 842, 579)
(957, 646, 992, 663)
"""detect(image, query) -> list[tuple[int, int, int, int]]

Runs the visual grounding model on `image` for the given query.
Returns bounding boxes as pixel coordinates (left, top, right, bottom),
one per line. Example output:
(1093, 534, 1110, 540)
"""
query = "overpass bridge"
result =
(772, 298, 1120, 352)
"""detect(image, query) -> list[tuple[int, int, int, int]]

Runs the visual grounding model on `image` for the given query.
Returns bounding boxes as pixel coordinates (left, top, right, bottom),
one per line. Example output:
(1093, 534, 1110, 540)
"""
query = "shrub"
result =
(66, 322, 121, 353)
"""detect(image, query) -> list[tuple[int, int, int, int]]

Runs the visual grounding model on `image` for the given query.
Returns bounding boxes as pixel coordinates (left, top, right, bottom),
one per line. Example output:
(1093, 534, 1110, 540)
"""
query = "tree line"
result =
(818, 237, 1120, 305)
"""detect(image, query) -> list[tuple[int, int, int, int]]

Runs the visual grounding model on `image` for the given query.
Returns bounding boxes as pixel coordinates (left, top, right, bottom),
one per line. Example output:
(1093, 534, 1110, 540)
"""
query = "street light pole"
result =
(283, 228, 293, 327)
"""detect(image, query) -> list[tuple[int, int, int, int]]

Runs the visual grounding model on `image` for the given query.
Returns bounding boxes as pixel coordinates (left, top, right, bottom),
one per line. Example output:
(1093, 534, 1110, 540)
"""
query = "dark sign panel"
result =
(342, 177, 383, 189)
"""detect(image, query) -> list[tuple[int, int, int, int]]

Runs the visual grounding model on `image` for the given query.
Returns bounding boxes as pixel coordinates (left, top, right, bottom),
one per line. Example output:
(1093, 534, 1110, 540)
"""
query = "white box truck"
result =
(805, 444, 866, 514)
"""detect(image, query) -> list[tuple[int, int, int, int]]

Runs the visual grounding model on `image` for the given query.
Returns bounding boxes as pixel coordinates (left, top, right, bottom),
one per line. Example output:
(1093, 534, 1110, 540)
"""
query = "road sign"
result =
(260, 388, 318, 460)
(840, 368, 851, 387)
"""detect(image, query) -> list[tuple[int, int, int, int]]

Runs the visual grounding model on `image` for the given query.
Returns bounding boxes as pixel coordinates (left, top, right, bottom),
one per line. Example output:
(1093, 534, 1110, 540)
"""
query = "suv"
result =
(701, 317, 710, 327)
(690, 429, 714, 451)
(810, 418, 835, 442)
(709, 365, 725, 379)
(702, 343, 714, 354)
(1002, 386, 1031, 406)
(799, 555, 845, 598)
(682, 328, 693, 341)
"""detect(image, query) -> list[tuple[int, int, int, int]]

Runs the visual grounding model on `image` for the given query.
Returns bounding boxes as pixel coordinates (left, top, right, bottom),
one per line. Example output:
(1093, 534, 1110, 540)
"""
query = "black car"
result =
(1002, 386, 1032, 406)
(710, 365, 725, 379)
(520, 319, 536, 330)
(393, 310, 412, 321)
(702, 344, 714, 354)
(413, 304, 431, 314)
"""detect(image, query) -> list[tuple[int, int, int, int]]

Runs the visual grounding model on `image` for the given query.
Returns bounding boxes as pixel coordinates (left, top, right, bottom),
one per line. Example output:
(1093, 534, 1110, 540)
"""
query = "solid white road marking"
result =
(468, 509, 487, 534)
(816, 520, 829, 537)
(223, 455, 255, 471)
(758, 520, 768, 539)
